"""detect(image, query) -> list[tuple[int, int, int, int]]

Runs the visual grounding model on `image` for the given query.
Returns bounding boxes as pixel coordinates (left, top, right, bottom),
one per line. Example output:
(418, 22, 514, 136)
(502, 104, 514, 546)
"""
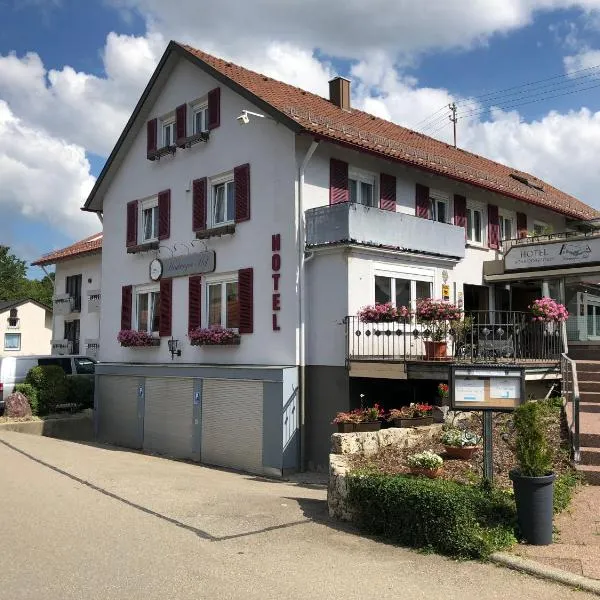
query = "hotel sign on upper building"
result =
(504, 236, 600, 271)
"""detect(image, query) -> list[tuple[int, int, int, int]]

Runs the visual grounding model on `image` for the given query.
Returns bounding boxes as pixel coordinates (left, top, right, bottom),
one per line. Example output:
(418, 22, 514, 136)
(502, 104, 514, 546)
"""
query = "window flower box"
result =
(189, 326, 241, 346)
(117, 330, 160, 347)
(357, 302, 411, 323)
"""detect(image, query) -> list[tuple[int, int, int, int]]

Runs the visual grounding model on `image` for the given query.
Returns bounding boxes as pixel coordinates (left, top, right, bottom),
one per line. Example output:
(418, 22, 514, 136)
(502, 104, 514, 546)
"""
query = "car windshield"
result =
(74, 358, 96, 375)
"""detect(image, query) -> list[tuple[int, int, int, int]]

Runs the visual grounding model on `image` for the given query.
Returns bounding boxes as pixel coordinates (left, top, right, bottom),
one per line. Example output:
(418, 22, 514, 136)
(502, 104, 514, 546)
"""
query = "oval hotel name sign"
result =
(504, 237, 600, 271)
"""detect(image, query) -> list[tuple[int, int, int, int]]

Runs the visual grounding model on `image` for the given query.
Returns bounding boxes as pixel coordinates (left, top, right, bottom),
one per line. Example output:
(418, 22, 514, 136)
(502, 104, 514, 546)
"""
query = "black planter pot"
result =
(509, 469, 556, 545)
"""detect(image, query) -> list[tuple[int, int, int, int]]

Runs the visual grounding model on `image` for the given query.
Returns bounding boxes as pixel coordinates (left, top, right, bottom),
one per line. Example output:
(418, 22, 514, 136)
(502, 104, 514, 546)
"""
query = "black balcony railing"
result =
(345, 311, 563, 364)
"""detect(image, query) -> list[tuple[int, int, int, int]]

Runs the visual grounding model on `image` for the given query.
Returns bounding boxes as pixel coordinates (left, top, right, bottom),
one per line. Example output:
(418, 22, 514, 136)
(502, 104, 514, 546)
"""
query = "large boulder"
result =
(4, 392, 32, 418)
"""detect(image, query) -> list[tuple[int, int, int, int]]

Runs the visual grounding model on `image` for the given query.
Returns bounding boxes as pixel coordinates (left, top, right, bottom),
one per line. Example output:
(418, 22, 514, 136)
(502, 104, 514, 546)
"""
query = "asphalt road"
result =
(0, 431, 593, 600)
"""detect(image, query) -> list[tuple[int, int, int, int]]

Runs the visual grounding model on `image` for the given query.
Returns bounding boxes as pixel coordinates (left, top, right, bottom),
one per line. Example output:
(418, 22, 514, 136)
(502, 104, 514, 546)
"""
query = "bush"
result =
(67, 376, 94, 409)
(554, 471, 580, 514)
(348, 472, 516, 559)
(14, 383, 39, 415)
(25, 366, 69, 415)
(513, 401, 553, 477)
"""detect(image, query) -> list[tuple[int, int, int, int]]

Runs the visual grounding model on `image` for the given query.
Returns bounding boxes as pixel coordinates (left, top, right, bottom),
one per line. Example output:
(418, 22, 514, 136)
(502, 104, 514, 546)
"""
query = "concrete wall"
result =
(0, 302, 51, 357)
(100, 56, 297, 365)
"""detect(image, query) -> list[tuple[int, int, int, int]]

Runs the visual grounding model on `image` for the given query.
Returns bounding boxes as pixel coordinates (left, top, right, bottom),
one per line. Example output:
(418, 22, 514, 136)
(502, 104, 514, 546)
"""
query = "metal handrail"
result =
(561, 352, 581, 463)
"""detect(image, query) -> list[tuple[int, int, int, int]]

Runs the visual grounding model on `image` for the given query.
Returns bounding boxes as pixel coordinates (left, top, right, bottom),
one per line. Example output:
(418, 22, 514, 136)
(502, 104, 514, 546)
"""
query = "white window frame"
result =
(139, 196, 159, 243)
(204, 274, 239, 330)
(466, 200, 485, 247)
(349, 167, 377, 207)
(135, 284, 160, 334)
(191, 101, 209, 135)
(210, 173, 235, 228)
(498, 209, 515, 244)
(4, 332, 21, 351)
(162, 117, 176, 148)
(429, 190, 449, 223)
(373, 267, 435, 314)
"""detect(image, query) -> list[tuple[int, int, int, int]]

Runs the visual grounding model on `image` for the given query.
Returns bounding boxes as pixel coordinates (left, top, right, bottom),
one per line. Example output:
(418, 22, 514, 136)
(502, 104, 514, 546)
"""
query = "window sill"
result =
(120, 338, 161, 348)
(127, 241, 160, 254)
(466, 242, 488, 251)
(147, 145, 176, 161)
(195, 224, 236, 240)
(190, 338, 241, 347)
(177, 131, 210, 149)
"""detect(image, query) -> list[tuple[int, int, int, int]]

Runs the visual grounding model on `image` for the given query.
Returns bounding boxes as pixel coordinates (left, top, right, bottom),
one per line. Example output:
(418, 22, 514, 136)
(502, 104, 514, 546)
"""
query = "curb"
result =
(490, 552, 600, 596)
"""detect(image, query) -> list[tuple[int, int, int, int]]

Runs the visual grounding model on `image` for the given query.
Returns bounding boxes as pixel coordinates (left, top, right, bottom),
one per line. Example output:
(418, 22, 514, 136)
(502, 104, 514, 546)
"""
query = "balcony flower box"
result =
(357, 302, 410, 323)
(117, 330, 160, 348)
(189, 326, 241, 347)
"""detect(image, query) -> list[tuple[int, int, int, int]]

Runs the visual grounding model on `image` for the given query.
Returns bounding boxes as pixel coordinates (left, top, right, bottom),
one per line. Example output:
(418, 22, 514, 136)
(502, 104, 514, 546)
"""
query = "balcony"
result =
(6, 318, 19, 330)
(305, 203, 466, 259)
(87, 290, 101, 313)
(53, 294, 81, 315)
(85, 338, 100, 358)
(51, 339, 72, 356)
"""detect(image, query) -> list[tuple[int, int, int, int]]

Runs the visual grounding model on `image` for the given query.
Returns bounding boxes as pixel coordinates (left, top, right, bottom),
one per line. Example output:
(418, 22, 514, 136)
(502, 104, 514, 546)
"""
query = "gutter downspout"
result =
(298, 139, 319, 472)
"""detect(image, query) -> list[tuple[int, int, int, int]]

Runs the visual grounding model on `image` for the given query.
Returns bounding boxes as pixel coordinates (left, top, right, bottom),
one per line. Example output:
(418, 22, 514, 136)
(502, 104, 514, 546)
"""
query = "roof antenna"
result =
(449, 102, 458, 148)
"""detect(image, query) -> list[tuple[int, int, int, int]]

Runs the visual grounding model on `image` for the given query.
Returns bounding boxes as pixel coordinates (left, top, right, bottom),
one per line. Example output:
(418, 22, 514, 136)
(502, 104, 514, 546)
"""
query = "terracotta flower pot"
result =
(443, 445, 480, 460)
(410, 467, 442, 479)
(393, 416, 434, 428)
(336, 422, 356, 433)
(355, 421, 381, 432)
(424, 341, 447, 360)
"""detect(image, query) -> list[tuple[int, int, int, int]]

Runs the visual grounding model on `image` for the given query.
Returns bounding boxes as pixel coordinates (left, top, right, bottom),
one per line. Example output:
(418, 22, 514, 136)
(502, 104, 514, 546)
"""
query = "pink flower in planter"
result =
(530, 297, 568, 323)
(189, 325, 241, 346)
(117, 329, 158, 347)
(358, 302, 411, 323)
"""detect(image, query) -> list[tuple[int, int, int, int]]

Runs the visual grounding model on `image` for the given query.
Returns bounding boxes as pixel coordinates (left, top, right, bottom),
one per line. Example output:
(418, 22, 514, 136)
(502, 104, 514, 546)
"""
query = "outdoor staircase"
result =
(574, 361, 600, 485)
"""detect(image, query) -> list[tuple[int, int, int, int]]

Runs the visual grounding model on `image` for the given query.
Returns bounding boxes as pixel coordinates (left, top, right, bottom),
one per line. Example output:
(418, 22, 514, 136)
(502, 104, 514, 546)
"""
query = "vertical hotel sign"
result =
(272, 234, 281, 331)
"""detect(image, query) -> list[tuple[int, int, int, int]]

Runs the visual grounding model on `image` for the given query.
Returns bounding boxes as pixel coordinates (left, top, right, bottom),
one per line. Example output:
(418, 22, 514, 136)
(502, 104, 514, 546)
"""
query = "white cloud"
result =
(0, 100, 97, 237)
(564, 47, 600, 73)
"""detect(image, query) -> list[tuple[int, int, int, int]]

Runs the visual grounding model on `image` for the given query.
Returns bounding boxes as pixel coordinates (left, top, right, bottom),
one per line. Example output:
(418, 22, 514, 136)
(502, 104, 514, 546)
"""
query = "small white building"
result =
(32, 233, 102, 358)
(80, 41, 598, 473)
(0, 299, 52, 357)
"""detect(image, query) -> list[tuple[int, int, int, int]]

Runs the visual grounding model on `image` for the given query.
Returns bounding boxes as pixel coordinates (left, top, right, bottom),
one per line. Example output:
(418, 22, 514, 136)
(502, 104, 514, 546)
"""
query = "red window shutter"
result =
(415, 184, 430, 218)
(146, 118, 157, 159)
(234, 163, 251, 223)
(379, 173, 396, 211)
(207, 87, 221, 130)
(517, 212, 528, 238)
(238, 268, 254, 334)
(488, 204, 500, 249)
(126, 200, 138, 247)
(188, 275, 202, 332)
(330, 158, 349, 205)
(158, 189, 171, 240)
(121, 285, 132, 330)
(192, 178, 207, 232)
(453, 194, 467, 238)
(159, 278, 172, 337)
(175, 104, 187, 146)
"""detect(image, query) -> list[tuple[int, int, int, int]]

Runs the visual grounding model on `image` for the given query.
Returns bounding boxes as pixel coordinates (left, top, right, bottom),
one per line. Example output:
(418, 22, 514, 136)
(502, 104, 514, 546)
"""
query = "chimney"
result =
(329, 76, 351, 111)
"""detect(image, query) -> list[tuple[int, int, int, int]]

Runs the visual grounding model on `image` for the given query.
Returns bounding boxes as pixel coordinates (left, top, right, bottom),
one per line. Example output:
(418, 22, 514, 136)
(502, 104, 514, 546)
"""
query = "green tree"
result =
(0, 246, 54, 307)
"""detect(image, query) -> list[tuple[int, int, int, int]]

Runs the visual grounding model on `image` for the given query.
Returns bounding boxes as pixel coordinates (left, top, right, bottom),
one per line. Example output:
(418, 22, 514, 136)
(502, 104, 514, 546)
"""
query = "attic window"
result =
(510, 173, 544, 192)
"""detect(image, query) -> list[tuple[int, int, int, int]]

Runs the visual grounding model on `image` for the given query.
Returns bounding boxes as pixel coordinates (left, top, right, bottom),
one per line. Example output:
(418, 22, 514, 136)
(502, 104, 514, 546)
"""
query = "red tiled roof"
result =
(180, 42, 599, 221)
(32, 233, 103, 266)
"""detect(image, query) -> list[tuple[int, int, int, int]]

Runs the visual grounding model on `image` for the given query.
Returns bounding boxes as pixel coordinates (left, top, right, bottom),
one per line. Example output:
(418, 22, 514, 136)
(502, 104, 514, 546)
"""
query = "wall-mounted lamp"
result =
(168, 337, 181, 359)
(236, 109, 275, 126)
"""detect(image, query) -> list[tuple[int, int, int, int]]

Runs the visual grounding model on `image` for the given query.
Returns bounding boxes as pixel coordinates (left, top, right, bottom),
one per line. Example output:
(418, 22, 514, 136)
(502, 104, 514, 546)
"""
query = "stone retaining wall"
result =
(0, 411, 94, 442)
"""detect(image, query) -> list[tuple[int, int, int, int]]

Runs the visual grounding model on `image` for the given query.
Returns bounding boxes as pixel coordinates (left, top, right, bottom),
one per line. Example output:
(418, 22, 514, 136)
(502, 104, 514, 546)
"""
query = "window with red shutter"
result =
(415, 184, 430, 218)
(121, 285, 133, 330)
(175, 104, 187, 147)
(517, 212, 528, 238)
(207, 87, 221, 130)
(192, 178, 207, 232)
(159, 278, 172, 337)
(188, 275, 202, 332)
(453, 194, 467, 239)
(147, 119, 157, 160)
(238, 268, 253, 334)
(158, 190, 171, 240)
(330, 158, 349, 205)
(488, 204, 500, 249)
(126, 201, 138, 247)
(234, 163, 250, 223)
(379, 173, 396, 211)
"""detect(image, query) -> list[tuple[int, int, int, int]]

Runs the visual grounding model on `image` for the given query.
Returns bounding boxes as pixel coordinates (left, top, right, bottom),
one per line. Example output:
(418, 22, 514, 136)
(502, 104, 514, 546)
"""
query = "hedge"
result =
(66, 375, 94, 409)
(14, 383, 39, 416)
(25, 365, 69, 415)
(347, 472, 517, 559)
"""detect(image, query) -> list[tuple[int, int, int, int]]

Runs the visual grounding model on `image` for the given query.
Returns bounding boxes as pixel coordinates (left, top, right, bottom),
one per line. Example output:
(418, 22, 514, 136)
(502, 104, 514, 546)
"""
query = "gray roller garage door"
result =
(201, 379, 263, 474)
(143, 377, 195, 460)
(97, 375, 142, 448)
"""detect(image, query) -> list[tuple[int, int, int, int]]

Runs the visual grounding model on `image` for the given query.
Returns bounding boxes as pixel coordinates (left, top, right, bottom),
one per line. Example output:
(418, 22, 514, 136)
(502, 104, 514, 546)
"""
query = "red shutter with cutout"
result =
(207, 87, 221, 130)
(238, 268, 254, 334)
(330, 159, 349, 205)
(379, 173, 396, 211)
(453, 194, 467, 238)
(415, 184, 430, 218)
(234, 163, 251, 223)
(159, 278, 172, 337)
(121, 285, 132, 330)
(126, 200, 138, 248)
(176, 104, 187, 146)
(147, 118, 157, 159)
(488, 204, 500, 249)
(192, 178, 207, 232)
(517, 212, 528, 238)
(158, 189, 171, 240)
(188, 275, 202, 332)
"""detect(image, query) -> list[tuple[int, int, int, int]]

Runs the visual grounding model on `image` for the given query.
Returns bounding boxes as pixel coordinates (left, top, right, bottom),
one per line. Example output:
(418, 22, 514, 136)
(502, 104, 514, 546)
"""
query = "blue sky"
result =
(2, 0, 600, 277)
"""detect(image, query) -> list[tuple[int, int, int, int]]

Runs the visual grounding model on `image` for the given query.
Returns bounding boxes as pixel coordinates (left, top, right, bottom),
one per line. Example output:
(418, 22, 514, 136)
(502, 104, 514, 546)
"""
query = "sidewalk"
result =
(511, 485, 600, 581)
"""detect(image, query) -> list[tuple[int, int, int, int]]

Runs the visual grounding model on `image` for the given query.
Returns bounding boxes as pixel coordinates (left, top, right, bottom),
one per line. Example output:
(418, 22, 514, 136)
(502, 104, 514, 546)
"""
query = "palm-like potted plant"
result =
(441, 428, 481, 459)
(407, 450, 443, 478)
(388, 403, 433, 428)
(508, 401, 556, 545)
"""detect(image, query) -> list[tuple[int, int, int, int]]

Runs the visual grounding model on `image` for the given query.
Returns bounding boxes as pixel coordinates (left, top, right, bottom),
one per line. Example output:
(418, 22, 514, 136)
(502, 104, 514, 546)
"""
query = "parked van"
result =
(0, 355, 96, 411)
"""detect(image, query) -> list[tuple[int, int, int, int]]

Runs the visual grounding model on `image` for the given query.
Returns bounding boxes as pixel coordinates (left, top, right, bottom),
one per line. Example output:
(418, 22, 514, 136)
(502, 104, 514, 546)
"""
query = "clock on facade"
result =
(149, 258, 163, 281)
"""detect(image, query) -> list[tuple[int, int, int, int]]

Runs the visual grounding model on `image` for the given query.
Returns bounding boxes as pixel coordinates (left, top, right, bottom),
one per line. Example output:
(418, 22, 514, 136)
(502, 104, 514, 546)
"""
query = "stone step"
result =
(575, 360, 600, 373)
(576, 370, 600, 382)
(580, 447, 600, 466)
(575, 464, 600, 485)
(579, 380, 600, 392)
(580, 401, 600, 415)
(579, 391, 600, 404)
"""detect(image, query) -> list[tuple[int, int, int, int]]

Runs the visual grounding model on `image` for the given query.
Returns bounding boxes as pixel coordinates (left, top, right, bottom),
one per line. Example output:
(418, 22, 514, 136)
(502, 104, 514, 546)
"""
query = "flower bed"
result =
(189, 325, 241, 346)
(117, 330, 160, 347)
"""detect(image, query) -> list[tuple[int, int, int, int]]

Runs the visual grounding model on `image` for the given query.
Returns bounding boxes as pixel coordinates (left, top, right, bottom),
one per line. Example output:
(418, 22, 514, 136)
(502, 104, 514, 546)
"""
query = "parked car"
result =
(0, 355, 96, 413)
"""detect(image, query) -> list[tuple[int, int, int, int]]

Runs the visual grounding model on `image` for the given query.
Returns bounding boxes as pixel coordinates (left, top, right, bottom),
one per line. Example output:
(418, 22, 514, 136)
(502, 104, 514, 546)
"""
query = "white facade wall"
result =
(99, 58, 298, 365)
(0, 303, 51, 357)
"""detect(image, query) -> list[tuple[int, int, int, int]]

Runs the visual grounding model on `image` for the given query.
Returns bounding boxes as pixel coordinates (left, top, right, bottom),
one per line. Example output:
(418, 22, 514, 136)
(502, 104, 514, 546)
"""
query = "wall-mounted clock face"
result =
(149, 258, 163, 281)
